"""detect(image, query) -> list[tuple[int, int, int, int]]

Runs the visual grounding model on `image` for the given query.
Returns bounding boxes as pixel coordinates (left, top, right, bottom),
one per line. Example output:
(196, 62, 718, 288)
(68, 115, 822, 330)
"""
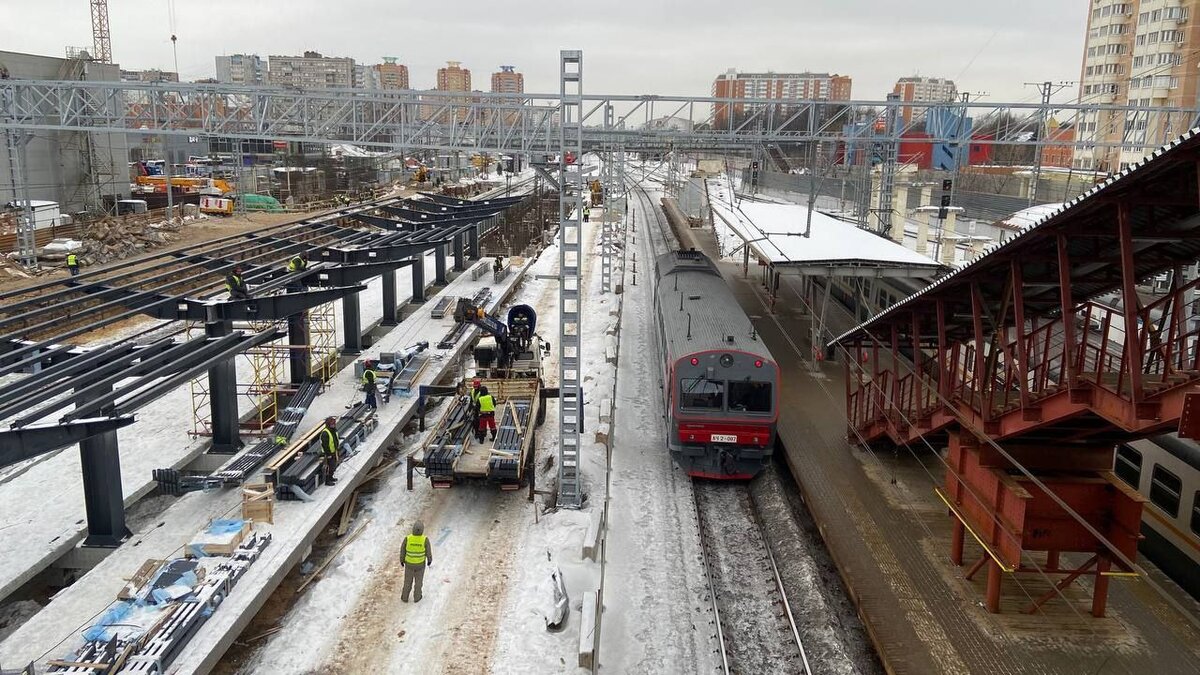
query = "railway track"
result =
(693, 481, 812, 675)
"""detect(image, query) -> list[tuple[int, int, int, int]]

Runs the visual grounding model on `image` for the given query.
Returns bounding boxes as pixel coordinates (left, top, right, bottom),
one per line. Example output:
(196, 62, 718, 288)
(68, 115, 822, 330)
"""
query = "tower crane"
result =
(90, 0, 112, 63)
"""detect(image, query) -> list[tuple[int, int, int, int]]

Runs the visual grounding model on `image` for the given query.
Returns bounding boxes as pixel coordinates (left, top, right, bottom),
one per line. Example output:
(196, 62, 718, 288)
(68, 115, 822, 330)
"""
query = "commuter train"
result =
(654, 250, 779, 479)
(1115, 435, 1200, 600)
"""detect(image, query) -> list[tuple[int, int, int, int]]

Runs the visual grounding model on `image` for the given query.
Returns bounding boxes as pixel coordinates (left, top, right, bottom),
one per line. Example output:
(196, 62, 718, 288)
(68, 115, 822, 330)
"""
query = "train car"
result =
(654, 249, 779, 479)
(1116, 435, 1200, 600)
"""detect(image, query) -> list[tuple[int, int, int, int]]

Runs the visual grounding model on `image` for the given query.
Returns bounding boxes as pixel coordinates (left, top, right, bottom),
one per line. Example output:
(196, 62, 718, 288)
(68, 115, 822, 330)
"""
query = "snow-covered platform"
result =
(0, 252, 448, 607)
(0, 256, 533, 671)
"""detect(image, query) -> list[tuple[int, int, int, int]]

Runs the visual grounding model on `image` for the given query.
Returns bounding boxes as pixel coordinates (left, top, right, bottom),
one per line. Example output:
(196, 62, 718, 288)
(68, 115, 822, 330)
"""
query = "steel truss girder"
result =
(151, 284, 367, 321)
(0, 416, 136, 470)
(4, 79, 1195, 153)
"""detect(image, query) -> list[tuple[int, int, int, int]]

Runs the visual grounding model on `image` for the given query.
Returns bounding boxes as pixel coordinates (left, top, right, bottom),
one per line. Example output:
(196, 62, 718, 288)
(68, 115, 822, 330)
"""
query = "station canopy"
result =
(707, 177, 942, 278)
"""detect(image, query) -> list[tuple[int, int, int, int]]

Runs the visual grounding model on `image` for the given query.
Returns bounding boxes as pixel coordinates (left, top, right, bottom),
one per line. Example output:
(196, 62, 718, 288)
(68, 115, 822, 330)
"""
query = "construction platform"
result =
(716, 258, 1200, 675)
(0, 251, 449, 607)
(0, 255, 533, 672)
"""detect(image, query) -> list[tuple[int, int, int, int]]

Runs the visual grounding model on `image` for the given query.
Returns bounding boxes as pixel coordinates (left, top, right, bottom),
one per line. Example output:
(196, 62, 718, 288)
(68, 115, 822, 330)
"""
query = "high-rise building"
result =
(374, 57, 410, 89)
(892, 76, 957, 126)
(268, 51, 355, 89)
(491, 65, 524, 94)
(215, 54, 264, 85)
(1076, 0, 1197, 173)
(711, 69, 852, 129)
(437, 61, 471, 92)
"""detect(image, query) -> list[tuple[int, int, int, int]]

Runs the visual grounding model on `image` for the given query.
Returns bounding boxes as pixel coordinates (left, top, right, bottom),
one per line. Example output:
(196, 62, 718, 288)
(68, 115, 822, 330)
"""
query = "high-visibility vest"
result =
(470, 388, 481, 404)
(405, 534, 428, 565)
(320, 427, 339, 456)
(478, 394, 495, 413)
(66, 253, 78, 267)
(287, 256, 306, 272)
(362, 369, 376, 386)
(226, 273, 244, 293)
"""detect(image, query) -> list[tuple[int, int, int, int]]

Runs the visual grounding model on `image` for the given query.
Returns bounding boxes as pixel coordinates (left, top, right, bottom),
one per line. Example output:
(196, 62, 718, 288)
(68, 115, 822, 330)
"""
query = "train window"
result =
(680, 377, 724, 410)
(727, 381, 772, 412)
(1114, 445, 1142, 487)
(1149, 465, 1182, 517)
(1192, 491, 1200, 536)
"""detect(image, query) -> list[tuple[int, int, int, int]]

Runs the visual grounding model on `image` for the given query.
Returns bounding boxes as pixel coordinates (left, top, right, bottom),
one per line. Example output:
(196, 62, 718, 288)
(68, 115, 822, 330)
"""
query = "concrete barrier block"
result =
(581, 509, 604, 562)
(578, 590, 598, 669)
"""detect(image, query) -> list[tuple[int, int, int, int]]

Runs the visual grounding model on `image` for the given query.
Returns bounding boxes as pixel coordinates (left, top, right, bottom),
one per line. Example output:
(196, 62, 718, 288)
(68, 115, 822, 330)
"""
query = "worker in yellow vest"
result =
(66, 252, 80, 276)
(362, 360, 378, 410)
(320, 416, 340, 486)
(475, 386, 496, 443)
(401, 520, 433, 603)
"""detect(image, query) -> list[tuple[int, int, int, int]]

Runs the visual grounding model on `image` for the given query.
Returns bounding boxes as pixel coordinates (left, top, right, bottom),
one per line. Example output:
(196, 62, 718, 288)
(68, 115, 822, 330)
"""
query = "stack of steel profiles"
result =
(391, 353, 430, 393)
(487, 399, 531, 482)
(470, 259, 490, 281)
(429, 296, 453, 319)
(153, 379, 323, 494)
(423, 397, 473, 484)
(215, 379, 321, 483)
(436, 323, 469, 350)
(277, 404, 376, 500)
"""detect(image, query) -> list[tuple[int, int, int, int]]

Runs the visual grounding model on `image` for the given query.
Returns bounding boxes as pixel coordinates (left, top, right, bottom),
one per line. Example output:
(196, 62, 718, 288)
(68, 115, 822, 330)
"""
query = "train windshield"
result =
(680, 377, 724, 409)
(727, 381, 772, 413)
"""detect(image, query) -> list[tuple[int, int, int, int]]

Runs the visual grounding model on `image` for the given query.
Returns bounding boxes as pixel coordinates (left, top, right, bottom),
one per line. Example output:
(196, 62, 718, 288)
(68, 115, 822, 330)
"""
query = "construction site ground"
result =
(0, 248, 530, 670)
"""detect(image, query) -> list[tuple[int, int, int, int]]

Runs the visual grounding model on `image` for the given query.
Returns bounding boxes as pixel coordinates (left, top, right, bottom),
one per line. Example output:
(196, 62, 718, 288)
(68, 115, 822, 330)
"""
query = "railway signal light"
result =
(940, 195, 952, 207)
(942, 179, 953, 192)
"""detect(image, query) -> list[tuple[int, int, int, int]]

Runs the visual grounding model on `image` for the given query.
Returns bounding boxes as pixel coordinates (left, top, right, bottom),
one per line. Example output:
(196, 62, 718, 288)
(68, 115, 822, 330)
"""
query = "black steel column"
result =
(434, 244, 447, 285)
(288, 311, 311, 383)
(468, 224, 480, 259)
(207, 319, 242, 453)
(343, 291, 362, 354)
(412, 253, 427, 303)
(453, 232, 466, 271)
(382, 269, 398, 325)
(79, 384, 131, 548)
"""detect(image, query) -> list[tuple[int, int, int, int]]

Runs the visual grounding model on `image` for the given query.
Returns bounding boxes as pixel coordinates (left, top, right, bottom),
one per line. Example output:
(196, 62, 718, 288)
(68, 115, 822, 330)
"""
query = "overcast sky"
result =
(3, 0, 1086, 104)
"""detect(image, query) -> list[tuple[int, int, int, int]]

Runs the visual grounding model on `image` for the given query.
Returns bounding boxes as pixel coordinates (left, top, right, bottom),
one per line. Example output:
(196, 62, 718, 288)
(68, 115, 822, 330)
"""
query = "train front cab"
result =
(667, 350, 779, 479)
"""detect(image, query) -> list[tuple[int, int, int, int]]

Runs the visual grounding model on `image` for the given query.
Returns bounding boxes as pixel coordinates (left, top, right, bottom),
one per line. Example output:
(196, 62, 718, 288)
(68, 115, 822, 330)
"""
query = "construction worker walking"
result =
(582, 205, 591, 223)
(320, 416, 340, 486)
(401, 520, 433, 603)
(66, 252, 80, 277)
(362, 361, 378, 410)
(225, 265, 251, 301)
(475, 385, 497, 443)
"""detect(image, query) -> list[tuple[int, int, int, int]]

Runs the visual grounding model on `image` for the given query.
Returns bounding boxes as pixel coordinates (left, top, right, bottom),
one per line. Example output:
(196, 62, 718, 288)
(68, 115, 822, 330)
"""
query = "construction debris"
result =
(73, 211, 202, 266)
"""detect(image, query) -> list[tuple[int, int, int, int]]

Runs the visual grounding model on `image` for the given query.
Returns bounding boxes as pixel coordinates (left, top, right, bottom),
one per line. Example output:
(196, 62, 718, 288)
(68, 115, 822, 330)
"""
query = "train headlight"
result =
(754, 360, 763, 368)
(720, 354, 735, 368)
(690, 357, 699, 365)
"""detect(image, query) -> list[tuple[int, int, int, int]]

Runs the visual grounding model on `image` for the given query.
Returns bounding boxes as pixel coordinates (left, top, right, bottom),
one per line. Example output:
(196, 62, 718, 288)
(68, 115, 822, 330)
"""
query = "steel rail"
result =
(691, 485, 731, 675)
(745, 487, 813, 675)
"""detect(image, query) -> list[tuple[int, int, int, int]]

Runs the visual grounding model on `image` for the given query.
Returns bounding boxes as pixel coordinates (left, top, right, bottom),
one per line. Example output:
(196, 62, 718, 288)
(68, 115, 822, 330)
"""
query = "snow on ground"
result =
(596, 185, 717, 673)
(0, 253, 440, 603)
(243, 214, 611, 674)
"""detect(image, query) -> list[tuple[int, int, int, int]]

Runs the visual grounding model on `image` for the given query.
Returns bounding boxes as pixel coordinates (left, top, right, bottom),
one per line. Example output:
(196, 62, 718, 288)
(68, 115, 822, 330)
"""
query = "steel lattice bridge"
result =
(3, 75, 1199, 153)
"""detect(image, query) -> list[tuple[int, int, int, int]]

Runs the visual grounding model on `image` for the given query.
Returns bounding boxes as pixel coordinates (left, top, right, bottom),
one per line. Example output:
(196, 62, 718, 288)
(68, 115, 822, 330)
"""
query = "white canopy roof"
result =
(707, 178, 942, 277)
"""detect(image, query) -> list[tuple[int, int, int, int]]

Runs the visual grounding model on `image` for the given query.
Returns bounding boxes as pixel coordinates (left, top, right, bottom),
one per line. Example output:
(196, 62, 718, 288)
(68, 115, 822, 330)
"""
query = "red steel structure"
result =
(835, 130, 1200, 617)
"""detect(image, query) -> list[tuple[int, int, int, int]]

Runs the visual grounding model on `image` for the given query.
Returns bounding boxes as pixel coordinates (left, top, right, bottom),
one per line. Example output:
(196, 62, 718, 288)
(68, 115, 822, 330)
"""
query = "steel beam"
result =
(468, 225, 480, 259)
(453, 232, 466, 272)
(381, 269, 398, 326)
(434, 243, 447, 285)
(78, 410, 132, 548)
(1117, 204, 1145, 404)
(289, 312, 311, 382)
(343, 291, 363, 355)
(0, 416, 134, 469)
(412, 252, 427, 303)
(153, 285, 366, 321)
(206, 320, 241, 453)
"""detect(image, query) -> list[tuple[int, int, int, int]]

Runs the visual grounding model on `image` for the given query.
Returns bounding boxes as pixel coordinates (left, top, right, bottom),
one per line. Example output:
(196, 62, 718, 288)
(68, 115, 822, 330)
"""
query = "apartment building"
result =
(214, 54, 264, 86)
(712, 69, 852, 129)
(268, 51, 355, 89)
(1076, 0, 1198, 172)
(375, 57, 410, 89)
(893, 76, 958, 126)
